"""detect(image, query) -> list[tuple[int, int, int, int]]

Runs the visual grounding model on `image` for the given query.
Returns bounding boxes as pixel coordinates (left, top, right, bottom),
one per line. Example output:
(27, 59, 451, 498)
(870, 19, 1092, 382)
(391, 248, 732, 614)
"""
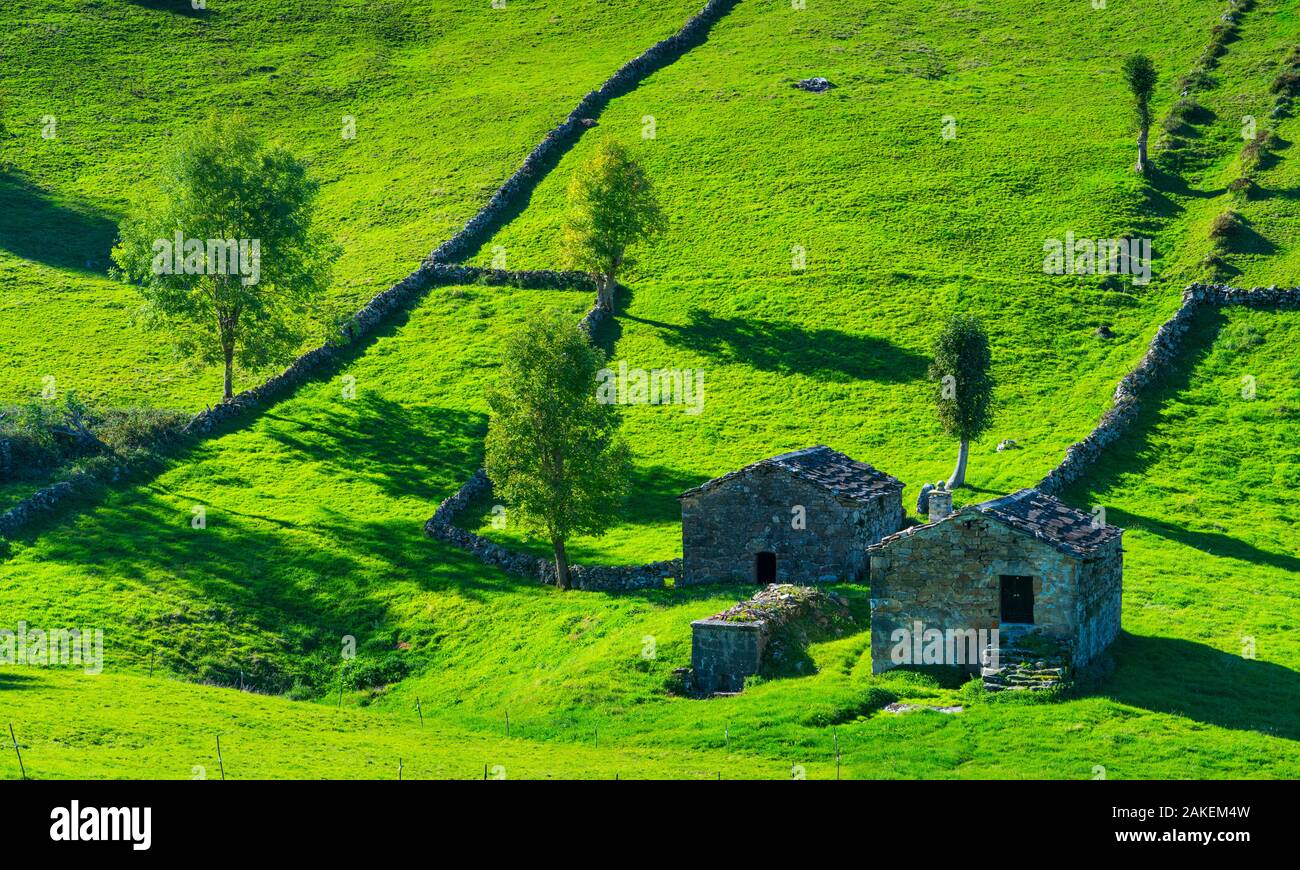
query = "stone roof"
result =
(679, 446, 904, 504)
(868, 488, 1123, 559)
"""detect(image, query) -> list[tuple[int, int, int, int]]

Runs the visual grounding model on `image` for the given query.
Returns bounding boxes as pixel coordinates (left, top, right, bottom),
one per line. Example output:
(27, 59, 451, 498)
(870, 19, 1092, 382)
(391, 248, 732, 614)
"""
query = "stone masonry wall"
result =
(869, 515, 1082, 674)
(681, 466, 904, 586)
(1073, 537, 1123, 667)
(0, 1, 740, 542)
(1038, 283, 1300, 495)
(423, 469, 682, 592)
(428, 0, 738, 265)
(690, 619, 765, 694)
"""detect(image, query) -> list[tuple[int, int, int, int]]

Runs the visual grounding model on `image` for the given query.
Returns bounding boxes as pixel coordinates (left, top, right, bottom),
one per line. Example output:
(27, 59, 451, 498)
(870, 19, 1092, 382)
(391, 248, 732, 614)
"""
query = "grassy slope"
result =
(0, 0, 701, 410)
(2, 0, 1299, 779)
(464, 0, 1229, 560)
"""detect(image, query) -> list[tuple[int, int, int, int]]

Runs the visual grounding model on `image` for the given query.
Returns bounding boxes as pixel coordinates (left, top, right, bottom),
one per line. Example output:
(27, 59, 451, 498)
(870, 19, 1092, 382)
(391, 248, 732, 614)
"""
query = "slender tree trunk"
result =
(596, 273, 615, 313)
(218, 300, 240, 402)
(222, 346, 235, 401)
(947, 438, 969, 489)
(552, 536, 570, 590)
(1135, 124, 1149, 175)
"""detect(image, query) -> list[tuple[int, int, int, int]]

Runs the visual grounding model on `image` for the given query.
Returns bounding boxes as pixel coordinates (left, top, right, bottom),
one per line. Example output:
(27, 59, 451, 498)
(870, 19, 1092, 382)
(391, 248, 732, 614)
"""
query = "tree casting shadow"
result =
(0, 170, 118, 272)
(626, 307, 928, 383)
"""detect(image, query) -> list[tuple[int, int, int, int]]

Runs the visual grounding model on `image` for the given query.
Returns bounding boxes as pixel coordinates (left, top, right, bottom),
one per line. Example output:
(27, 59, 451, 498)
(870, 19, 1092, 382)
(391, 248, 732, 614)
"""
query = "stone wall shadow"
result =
(1099, 632, 1300, 741)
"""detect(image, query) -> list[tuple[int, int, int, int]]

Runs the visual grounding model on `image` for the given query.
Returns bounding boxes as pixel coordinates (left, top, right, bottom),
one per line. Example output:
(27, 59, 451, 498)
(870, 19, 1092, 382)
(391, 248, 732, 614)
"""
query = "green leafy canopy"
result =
(1123, 53, 1158, 128)
(929, 314, 995, 442)
(111, 113, 339, 390)
(484, 313, 632, 545)
(560, 140, 664, 281)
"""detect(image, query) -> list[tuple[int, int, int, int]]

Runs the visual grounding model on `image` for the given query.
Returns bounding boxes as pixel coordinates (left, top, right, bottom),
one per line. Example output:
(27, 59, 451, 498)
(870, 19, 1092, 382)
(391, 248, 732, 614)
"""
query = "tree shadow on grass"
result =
(0, 170, 118, 272)
(260, 397, 487, 503)
(0, 270, 468, 548)
(626, 307, 928, 383)
(1105, 506, 1300, 574)
(1101, 632, 1300, 741)
(27, 489, 536, 684)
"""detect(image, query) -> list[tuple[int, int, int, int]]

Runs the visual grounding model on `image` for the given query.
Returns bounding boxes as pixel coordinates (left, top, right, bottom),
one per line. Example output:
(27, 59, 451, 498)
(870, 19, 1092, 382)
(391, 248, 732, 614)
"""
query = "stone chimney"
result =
(927, 486, 953, 521)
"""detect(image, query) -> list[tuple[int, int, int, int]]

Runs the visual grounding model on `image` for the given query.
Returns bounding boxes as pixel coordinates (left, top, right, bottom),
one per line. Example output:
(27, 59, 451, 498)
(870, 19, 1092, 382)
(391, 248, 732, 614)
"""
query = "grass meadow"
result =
(0, 0, 1297, 778)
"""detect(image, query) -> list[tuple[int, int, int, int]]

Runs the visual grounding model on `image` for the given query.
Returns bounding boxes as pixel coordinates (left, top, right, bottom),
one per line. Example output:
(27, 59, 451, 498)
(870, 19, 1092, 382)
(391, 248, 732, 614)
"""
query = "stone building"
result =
(866, 488, 1123, 674)
(679, 446, 905, 585)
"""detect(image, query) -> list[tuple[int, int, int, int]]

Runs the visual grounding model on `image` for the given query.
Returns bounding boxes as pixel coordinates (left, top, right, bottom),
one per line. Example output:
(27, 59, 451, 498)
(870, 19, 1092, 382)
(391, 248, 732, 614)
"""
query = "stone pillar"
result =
(927, 488, 953, 521)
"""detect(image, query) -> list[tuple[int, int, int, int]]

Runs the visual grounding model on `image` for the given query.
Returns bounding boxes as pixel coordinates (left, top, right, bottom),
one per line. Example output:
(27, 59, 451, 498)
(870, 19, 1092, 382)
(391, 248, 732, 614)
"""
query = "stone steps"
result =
(981, 637, 1070, 692)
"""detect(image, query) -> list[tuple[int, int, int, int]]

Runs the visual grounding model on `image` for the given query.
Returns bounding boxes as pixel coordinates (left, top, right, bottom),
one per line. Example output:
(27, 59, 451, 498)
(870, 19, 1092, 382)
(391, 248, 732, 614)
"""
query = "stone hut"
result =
(866, 488, 1123, 675)
(679, 446, 905, 586)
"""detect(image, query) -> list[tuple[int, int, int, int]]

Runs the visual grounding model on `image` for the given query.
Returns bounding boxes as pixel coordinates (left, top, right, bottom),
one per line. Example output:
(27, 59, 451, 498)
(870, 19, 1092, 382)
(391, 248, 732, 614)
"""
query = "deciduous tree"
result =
(112, 114, 338, 401)
(1124, 53, 1158, 175)
(930, 315, 995, 489)
(484, 313, 632, 589)
(560, 141, 663, 313)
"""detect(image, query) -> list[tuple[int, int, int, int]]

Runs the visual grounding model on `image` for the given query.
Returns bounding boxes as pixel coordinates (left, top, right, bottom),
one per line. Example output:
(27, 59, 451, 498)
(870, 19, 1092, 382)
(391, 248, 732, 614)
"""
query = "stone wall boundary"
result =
(423, 469, 681, 592)
(0, 0, 739, 542)
(1037, 283, 1300, 494)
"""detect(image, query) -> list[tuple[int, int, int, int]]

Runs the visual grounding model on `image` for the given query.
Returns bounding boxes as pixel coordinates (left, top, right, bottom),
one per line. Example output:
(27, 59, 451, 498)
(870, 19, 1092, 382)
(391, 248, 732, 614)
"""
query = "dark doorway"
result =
(1000, 575, 1035, 623)
(755, 552, 776, 585)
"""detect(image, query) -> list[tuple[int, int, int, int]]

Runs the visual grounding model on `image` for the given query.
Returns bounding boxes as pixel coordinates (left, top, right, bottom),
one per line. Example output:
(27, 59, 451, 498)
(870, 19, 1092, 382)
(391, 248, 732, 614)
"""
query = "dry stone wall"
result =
(0, 0, 740, 542)
(423, 468, 681, 592)
(1037, 283, 1300, 495)
(427, 0, 739, 265)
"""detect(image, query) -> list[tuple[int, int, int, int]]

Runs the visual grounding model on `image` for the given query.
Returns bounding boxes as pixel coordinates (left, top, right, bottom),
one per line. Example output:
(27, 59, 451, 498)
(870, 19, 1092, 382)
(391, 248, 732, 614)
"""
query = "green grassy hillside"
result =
(1, 0, 1297, 779)
(0, 0, 701, 409)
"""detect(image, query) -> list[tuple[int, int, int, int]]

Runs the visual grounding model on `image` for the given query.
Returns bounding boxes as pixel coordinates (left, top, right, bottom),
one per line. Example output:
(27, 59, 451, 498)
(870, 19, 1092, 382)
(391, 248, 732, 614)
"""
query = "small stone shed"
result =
(867, 488, 1123, 674)
(679, 446, 904, 586)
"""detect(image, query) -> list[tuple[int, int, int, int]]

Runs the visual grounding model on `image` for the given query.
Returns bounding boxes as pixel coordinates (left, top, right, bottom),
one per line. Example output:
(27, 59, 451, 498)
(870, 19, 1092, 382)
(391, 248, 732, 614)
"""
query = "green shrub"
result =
(1208, 210, 1242, 249)
(341, 653, 410, 690)
(0, 395, 185, 482)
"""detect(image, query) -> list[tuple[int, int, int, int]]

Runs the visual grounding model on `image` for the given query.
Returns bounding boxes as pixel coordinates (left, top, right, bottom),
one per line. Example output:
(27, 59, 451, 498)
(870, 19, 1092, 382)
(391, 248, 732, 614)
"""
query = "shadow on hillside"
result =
(626, 307, 928, 383)
(1228, 215, 1277, 257)
(1105, 507, 1300, 574)
(261, 397, 486, 503)
(628, 463, 707, 523)
(1057, 304, 1226, 504)
(1102, 633, 1300, 742)
(0, 670, 40, 691)
(0, 266, 461, 548)
(25, 488, 537, 684)
(125, 0, 215, 18)
(0, 170, 118, 272)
